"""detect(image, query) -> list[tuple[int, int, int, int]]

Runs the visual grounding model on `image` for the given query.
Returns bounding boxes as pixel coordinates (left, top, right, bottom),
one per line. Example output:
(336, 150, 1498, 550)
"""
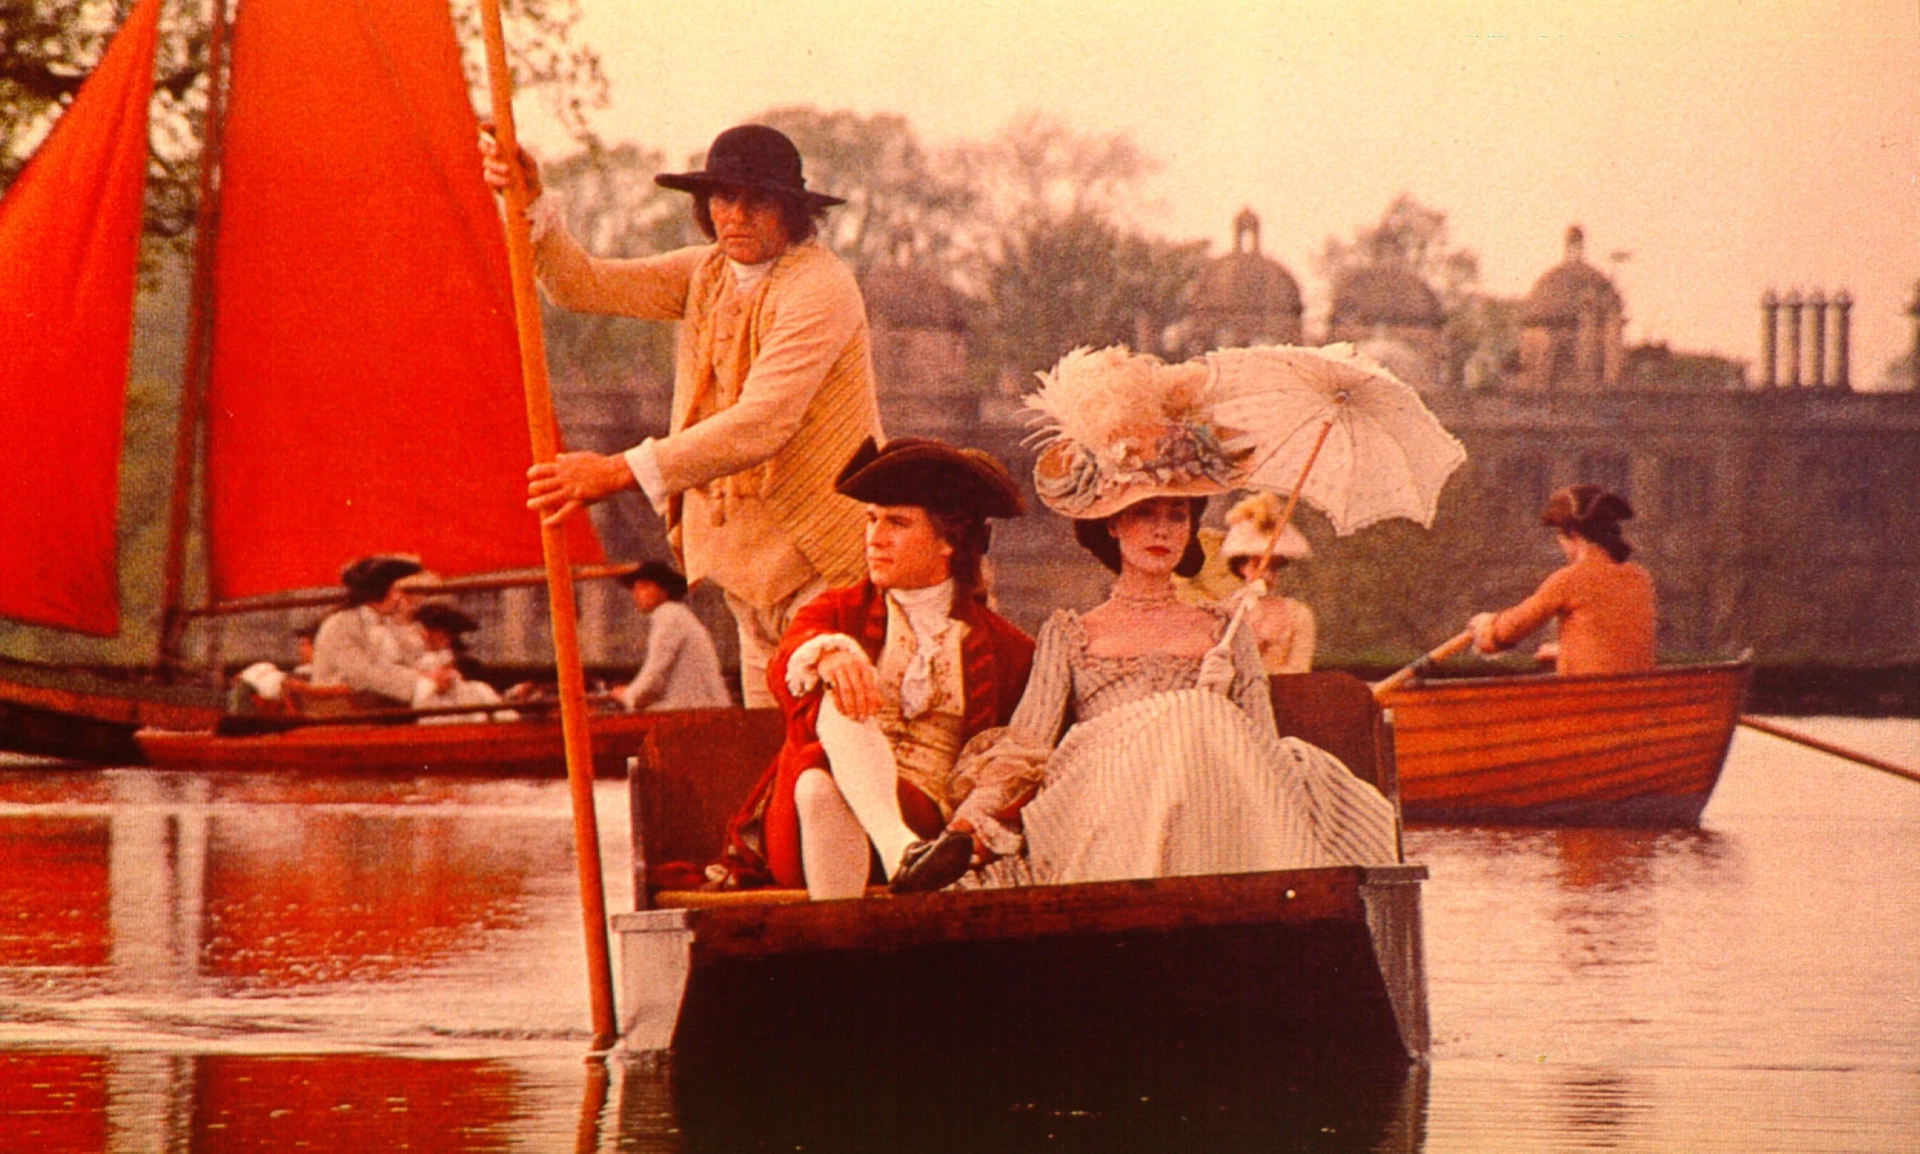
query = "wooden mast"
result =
(157, 0, 232, 674)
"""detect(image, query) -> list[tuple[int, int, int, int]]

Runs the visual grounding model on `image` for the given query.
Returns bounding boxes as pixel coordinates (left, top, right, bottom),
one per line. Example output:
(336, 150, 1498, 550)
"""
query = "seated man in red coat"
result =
(717, 437, 1035, 899)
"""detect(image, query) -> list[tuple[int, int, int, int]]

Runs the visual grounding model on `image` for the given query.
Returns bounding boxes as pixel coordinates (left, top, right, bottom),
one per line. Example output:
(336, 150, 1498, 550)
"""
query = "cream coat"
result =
(533, 229, 881, 611)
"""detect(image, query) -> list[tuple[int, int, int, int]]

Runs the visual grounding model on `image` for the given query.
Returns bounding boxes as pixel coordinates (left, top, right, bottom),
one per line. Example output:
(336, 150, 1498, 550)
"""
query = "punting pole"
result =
(1738, 716, 1920, 786)
(475, 0, 617, 1052)
(1370, 629, 1475, 700)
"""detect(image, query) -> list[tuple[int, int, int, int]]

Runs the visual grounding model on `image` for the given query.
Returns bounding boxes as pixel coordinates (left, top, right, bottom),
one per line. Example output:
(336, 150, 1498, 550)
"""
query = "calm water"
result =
(1, 718, 1915, 1151)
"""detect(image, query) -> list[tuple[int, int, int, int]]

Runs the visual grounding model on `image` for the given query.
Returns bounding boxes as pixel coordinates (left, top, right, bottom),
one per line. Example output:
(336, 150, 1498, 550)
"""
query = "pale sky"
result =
(515, 1, 1919, 386)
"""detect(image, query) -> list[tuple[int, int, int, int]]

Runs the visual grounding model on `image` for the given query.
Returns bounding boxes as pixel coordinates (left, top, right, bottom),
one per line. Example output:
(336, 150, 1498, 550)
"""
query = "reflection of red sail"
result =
(0, 818, 109, 968)
(205, 0, 600, 600)
(201, 812, 552, 986)
(0, 0, 161, 634)
(0, 1054, 107, 1151)
(191, 1055, 516, 1148)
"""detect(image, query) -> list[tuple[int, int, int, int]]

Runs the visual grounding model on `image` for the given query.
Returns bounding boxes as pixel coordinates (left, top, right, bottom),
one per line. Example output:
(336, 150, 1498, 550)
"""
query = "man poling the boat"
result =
(707, 438, 1035, 900)
(1467, 484, 1656, 676)
(482, 123, 883, 711)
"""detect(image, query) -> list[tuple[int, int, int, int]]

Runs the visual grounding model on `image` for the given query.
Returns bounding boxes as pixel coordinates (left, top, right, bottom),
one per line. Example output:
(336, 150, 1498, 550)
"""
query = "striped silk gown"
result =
(955, 607, 1398, 887)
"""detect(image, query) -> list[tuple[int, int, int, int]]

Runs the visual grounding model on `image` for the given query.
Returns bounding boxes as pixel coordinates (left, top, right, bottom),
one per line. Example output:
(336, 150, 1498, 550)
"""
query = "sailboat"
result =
(0, 0, 658, 770)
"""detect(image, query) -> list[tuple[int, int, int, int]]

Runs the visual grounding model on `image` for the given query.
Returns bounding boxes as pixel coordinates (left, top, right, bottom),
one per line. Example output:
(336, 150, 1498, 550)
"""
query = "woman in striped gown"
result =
(942, 346, 1397, 887)
(949, 492, 1399, 887)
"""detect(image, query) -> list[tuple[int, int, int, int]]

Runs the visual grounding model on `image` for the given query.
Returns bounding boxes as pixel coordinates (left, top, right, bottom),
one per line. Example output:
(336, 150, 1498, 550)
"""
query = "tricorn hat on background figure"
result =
(834, 437, 1025, 521)
(654, 124, 846, 209)
(413, 601, 481, 637)
(615, 560, 690, 601)
(339, 554, 422, 604)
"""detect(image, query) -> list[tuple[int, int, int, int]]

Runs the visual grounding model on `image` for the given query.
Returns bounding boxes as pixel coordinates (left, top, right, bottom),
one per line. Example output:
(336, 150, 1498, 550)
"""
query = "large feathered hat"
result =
(1025, 346, 1254, 520)
(1220, 491, 1312, 562)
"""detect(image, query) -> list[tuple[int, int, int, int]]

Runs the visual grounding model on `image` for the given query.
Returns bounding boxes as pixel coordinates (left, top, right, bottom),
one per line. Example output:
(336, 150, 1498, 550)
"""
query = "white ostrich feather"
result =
(1023, 346, 1213, 454)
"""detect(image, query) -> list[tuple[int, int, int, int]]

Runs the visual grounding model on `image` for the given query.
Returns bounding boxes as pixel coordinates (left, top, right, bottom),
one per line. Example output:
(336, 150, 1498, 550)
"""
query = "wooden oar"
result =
(1738, 715, 1920, 786)
(1370, 629, 1475, 700)
(477, 1, 617, 1053)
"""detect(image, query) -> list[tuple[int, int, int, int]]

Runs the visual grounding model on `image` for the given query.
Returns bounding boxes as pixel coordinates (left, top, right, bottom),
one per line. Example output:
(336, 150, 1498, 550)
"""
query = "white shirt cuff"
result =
(526, 191, 567, 244)
(624, 440, 670, 516)
(785, 633, 863, 697)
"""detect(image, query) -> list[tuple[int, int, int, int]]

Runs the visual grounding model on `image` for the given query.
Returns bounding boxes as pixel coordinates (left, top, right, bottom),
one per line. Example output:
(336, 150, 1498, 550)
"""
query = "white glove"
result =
(1196, 639, 1236, 695)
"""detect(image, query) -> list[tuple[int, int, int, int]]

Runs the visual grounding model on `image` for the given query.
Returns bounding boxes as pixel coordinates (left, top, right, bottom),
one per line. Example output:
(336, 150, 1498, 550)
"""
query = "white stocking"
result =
(792, 768, 871, 900)
(816, 697, 920, 879)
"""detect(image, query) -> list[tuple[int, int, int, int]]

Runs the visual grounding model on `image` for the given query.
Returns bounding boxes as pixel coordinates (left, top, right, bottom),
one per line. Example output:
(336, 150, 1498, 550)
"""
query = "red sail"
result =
(0, 0, 162, 635)
(206, 0, 600, 600)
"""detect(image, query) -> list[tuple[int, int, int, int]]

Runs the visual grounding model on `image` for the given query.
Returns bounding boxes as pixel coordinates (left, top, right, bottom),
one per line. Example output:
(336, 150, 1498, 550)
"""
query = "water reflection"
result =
(1, 719, 1916, 1150)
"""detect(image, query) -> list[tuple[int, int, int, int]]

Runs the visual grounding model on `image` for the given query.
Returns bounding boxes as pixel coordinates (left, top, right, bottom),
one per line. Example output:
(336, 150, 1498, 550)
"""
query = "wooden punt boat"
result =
(610, 673, 1430, 1064)
(134, 707, 750, 778)
(1382, 660, 1751, 827)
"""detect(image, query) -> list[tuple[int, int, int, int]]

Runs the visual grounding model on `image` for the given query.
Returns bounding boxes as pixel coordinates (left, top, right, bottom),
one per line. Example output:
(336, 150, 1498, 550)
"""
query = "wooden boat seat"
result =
(627, 673, 1401, 909)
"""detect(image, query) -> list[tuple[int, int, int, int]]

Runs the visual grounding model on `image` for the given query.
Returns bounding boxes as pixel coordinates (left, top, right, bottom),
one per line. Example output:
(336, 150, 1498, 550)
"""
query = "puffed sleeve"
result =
(948, 610, 1079, 851)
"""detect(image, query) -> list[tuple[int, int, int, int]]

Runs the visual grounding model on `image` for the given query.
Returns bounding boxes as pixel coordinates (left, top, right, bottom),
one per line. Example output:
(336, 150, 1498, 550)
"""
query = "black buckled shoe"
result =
(889, 829, 974, 894)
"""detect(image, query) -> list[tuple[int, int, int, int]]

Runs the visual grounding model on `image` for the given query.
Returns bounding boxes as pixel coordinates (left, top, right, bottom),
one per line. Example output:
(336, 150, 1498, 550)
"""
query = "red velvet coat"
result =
(718, 581, 1035, 889)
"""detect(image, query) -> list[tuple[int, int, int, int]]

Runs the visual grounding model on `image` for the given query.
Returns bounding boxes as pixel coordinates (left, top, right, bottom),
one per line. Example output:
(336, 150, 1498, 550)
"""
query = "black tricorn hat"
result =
(413, 601, 480, 636)
(654, 124, 846, 209)
(339, 554, 423, 604)
(614, 560, 690, 601)
(834, 437, 1025, 520)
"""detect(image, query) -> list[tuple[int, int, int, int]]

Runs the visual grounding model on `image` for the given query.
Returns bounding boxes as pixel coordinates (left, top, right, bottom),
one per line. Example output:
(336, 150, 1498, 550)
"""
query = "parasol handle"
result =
(1370, 630, 1475, 700)
(1222, 398, 1344, 653)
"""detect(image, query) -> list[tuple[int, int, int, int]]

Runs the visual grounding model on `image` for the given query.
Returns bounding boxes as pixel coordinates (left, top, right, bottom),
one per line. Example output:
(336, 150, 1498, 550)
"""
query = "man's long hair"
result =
(925, 507, 992, 605)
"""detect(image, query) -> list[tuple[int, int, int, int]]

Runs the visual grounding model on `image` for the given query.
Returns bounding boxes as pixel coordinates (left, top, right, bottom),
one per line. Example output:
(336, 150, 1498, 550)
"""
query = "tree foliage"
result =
(1316, 192, 1480, 308)
(0, 0, 605, 247)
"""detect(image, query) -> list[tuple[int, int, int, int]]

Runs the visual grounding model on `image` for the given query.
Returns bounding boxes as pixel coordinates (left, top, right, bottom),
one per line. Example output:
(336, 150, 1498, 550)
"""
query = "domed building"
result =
(859, 263, 974, 439)
(1515, 226, 1625, 391)
(1175, 208, 1303, 356)
(1326, 259, 1446, 389)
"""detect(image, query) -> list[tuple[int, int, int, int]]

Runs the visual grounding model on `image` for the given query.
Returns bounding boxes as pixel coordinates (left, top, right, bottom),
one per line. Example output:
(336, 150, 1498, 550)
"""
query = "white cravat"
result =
(888, 580, 954, 720)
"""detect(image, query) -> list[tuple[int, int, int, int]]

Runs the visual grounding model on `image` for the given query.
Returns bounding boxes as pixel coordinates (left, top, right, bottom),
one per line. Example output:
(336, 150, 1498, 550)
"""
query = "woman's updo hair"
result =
(1542, 484, 1634, 563)
(1073, 497, 1209, 578)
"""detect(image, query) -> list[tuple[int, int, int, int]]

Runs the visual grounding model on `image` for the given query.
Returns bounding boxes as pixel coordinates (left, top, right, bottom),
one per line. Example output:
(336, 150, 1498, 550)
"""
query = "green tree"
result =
(1, 0, 605, 245)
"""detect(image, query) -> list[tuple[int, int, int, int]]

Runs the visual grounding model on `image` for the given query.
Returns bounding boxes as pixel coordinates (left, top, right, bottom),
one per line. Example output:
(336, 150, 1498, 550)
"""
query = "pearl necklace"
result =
(1107, 585, 1180, 609)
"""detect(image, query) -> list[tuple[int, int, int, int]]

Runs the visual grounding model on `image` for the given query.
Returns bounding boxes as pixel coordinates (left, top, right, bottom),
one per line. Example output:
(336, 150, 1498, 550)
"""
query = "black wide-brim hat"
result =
(654, 124, 846, 209)
(835, 437, 1025, 521)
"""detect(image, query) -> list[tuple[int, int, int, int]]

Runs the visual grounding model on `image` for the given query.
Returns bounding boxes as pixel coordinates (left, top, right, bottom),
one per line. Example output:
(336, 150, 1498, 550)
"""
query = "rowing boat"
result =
(610, 673, 1431, 1063)
(134, 707, 749, 778)
(1381, 661, 1751, 826)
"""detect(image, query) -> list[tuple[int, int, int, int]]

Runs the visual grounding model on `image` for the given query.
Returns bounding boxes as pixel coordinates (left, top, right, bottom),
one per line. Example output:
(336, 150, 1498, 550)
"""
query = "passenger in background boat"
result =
(411, 602, 517, 724)
(944, 348, 1399, 889)
(1219, 491, 1317, 675)
(712, 439, 1034, 899)
(614, 561, 731, 712)
(1469, 484, 1656, 676)
(483, 124, 881, 711)
(311, 554, 453, 708)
